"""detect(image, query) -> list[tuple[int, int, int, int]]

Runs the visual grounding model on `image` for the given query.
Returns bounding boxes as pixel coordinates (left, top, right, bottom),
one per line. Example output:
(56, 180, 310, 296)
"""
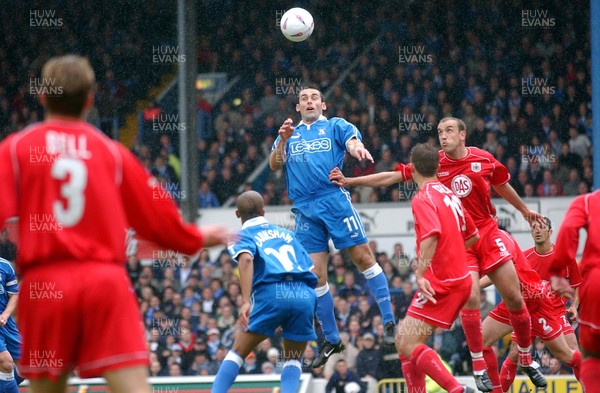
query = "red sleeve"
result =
(490, 157, 510, 186)
(413, 195, 441, 241)
(118, 145, 204, 255)
(550, 196, 587, 274)
(463, 208, 479, 240)
(566, 260, 583, 287)
(395, 163, 413, 181)
(0, 136, 18, 228)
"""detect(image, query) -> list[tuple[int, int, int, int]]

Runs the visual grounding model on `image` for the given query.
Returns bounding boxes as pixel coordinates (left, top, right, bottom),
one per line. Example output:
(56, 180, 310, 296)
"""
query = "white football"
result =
(280, 8, 314, 42)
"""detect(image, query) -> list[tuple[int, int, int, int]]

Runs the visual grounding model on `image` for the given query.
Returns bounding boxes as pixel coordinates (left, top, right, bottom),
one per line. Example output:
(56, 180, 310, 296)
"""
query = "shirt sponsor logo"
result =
(451, 174, 473, 197)
(289, 138, 332, 155)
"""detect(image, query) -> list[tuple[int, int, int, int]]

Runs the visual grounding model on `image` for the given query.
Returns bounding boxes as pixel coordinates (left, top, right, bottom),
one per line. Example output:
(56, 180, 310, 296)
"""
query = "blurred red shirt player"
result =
(551, 191, 600, 393)
(0, 55, 230, 393)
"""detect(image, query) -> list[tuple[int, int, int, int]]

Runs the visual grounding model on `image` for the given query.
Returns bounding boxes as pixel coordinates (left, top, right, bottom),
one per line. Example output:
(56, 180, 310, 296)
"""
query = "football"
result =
(280, 8, 314, 42)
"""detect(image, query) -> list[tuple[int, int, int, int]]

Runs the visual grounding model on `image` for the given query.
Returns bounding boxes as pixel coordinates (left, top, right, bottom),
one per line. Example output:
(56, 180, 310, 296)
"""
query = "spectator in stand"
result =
(537, 170, 562, 197)
(325, 359, 366, 393)
(239, 352, 259, 375)
(568, 127, 591, 158)
(198, 181, 220, 208)
(356, 333, 383, 381)
(479, 289, 495, 320)
(0, 229, 16, 262)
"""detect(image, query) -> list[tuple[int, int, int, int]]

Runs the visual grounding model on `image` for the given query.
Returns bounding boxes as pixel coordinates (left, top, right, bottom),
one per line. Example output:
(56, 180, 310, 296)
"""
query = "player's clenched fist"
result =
(278, 118, 295, 141)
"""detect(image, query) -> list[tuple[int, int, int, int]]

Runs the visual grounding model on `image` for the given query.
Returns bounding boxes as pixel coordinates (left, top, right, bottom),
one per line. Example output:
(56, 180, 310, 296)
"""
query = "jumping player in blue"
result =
(0, 257, 22, 393)
(212, 191, 318, 393)
(269, 86, 396, 368)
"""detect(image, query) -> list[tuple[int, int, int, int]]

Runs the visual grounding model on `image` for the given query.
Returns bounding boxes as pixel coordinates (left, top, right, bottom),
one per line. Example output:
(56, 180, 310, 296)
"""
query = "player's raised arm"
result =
(269, 118, 294, 171)
(346, 138, 374, 163)
(329, 163, 408, 188)
(493, 178, 545, 226)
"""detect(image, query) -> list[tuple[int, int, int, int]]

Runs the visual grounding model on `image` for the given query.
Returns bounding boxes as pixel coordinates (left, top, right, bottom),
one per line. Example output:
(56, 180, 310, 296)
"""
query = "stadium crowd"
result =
(0, 0, 589, 388)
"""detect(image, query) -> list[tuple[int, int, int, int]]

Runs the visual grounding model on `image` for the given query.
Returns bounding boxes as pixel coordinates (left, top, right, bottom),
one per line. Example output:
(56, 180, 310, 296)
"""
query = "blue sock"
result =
(212, 351, 243, 393)
(281, 360, 302, 393)
(13, 367, 23, 386)
(364, 265, 395, 324)
(0, 371, 19, 393)
(315, 283, 341, 344)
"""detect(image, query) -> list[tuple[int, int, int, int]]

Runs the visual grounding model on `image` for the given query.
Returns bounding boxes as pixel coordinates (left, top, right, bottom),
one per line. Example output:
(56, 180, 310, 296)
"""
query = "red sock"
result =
(581, 358, 600, 393)
(483, 347, 502, 393)
(412, 344, 463, 393)
(460, 309, 486, 372)
(508, 307, 532, 366)
(500, 356, 518, 392)
(401, 354, 426, 393)
(569, 351, 582, 382)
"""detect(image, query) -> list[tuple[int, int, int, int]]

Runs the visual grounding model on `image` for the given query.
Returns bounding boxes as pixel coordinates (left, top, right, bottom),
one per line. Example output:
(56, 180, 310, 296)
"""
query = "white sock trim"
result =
(282, 359, 302, 371)
(0, 371, 14, 381)
(224, 350, 244, 367)
(470, 351, 483, 358)
(315, 283, 330, 297)
(517, 345, 531, 353)
(362, 264, 383, 279)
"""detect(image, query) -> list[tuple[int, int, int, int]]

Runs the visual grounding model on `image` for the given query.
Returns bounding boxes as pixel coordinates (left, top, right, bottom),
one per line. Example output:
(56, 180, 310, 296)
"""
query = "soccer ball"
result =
(280, 8, 314, 42)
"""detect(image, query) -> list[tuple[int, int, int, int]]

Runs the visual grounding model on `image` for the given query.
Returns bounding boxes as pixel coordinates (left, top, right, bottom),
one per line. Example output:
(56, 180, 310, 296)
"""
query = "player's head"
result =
(438, 117, 467, 154)
(235, 190, 265, 223)
(410, 143, 439, 180)
(531, 216, 552, 245)
(296, 86, 326, 124)
(39, 55, 96, 118)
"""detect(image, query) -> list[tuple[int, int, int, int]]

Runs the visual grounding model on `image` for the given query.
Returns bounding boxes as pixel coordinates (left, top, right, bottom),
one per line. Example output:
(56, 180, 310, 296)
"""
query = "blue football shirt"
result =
(272, 115, 362, 203)
(227, 217, 317, 288)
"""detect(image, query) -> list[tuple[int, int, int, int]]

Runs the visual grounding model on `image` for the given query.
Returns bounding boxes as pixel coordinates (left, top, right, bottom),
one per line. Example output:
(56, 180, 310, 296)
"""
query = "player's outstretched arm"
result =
(118, 145, 231, 254)
(236, 252, 254, 330)
(269, 119, 294, 171)
(346, 138, 374, 163)
(329, 167, 404, 188)
(479, 276, 492, 289)
(493, 182, 545, 226)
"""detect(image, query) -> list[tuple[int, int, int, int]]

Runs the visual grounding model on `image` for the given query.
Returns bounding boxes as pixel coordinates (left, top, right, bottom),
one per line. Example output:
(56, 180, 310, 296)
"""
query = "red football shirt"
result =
(524, 246, 582, 287)
(0, 119, 204, 274)
(412, 180, 478, 286)
(502, 234, 545, 304)
(398, 147, 510, 230)
(551, 191, 600, 277)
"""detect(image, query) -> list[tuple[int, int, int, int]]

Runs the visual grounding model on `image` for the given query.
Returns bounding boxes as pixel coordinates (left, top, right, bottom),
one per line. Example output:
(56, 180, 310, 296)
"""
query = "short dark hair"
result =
(410, 143, 439, 177)
(297, 85, 323, 101)
(439, 117, 467, 133)
(544, 216, 552, 230)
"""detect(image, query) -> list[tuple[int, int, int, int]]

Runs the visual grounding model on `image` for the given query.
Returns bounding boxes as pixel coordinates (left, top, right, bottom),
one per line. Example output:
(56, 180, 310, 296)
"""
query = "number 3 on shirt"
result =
(51, 157, 88, 227)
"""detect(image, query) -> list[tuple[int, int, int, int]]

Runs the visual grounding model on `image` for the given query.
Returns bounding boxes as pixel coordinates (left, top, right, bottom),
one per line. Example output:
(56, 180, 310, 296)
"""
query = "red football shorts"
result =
(18, 262, 148, 380)
(550, 294, 575, 336)
(466, 224, 513, 276)
(489, 299, 562, 342)
(579, 267, 600, 353)
(406, 277, 472, 329)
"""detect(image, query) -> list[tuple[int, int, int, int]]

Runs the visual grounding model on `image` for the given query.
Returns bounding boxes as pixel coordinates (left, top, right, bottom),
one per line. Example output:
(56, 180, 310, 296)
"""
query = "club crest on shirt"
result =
(318, 128, 326, 136)
(471, 162, 482, 172)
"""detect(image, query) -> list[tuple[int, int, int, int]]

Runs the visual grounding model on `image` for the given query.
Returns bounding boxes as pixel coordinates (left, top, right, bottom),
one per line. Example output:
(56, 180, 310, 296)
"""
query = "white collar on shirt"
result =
(241, 216, 269, 230)
(298, 115, 327, 129)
